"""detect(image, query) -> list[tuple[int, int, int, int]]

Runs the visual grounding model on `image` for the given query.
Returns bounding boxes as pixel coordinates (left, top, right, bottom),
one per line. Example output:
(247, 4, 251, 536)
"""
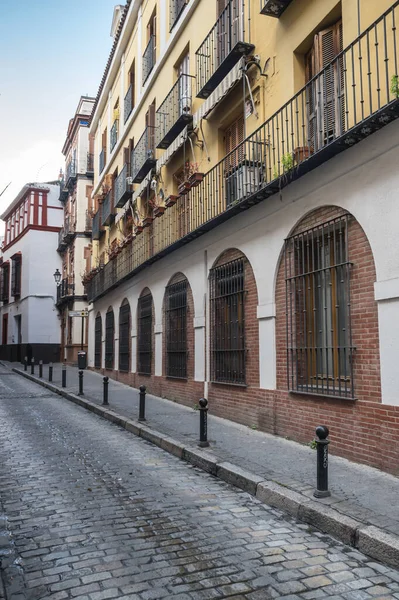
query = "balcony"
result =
(87, 153, 94, 175)
(115, 164, 132, 208)
(110, 119, 118, 152)
(92, 209, 104, 240)
(124, 84, 134, 123)
(57, 217, 75, 251)
(260, 0, 293, 17)
(99, 149, 106, 174)
(65, 159, 77, 187)
(170, 0, 187, 31)
(58, 179, 68, 203)
(131, 126, 156, 183)
(87, 3, 399, 303)
(56, 277, 75, 306)
(142, 35, 156, 85)
(101, 189, 115, 226)
(155, 75, 194, 149)
(85, 210, 92, 233)
(195, 0, 254, 99)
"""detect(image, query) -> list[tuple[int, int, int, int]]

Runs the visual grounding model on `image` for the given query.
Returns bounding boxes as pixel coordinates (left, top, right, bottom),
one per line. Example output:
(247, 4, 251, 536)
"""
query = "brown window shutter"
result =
(102, 129, 107, 151)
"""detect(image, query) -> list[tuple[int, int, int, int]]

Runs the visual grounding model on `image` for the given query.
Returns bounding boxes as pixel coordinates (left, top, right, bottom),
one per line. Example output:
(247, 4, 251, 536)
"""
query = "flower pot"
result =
(178, 181, 191, 196)
(294, 146, 313, 164)
(189, 172, 204, 188)
(165, 195, 179, 208)
(142, 216, 154, 228)
(154, 206, 165, 218)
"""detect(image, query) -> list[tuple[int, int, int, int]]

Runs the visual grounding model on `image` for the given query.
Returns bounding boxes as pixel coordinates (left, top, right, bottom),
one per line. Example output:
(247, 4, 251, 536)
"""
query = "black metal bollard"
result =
(102, 376, 109, 406)
(31, 358, 35, 375)
(78, 370, 84, 396)
(24, 356, 28, 372)
(314, 425, 331, 498)
(198, 398, 210, 448)
(39, 360, 43, 378)
(49, 362, 53, 382)
(138, 385, 146, 422)
(62, 364, 67, 388)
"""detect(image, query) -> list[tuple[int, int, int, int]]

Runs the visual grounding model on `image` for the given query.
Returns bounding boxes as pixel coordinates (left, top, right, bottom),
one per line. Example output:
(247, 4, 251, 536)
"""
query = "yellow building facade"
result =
(86, 0, 399, 472)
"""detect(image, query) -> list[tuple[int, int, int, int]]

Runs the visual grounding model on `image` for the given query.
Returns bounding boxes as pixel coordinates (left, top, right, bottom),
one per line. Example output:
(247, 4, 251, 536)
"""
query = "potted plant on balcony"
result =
(188, 162, 204, 188)
(293, 146, 313, 164)
(148, 191, 166, 218)
(176, 162, 204, 197)
(165, 194, 179, 208)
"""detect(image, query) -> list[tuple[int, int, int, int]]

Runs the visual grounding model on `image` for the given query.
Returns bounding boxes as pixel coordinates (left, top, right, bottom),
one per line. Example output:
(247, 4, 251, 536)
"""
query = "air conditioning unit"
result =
(225, 162, 261, 208)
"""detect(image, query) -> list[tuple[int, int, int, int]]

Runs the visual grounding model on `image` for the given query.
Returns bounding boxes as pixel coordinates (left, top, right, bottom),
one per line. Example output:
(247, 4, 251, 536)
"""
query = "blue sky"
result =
(0, 0, 115, 221)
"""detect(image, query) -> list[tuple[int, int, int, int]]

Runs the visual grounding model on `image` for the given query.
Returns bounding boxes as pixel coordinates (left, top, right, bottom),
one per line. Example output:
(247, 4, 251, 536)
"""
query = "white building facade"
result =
(0, 183, 63, 363)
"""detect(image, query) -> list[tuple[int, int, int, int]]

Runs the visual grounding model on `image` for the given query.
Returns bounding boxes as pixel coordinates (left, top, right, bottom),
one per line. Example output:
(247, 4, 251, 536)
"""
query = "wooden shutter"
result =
(225, 115, 244, 169)
(102, 129, 107, 151)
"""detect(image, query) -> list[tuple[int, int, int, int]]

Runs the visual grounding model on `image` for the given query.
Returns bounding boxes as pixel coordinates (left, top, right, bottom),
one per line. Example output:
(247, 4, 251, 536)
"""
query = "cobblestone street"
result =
(1, 370, 399, 600)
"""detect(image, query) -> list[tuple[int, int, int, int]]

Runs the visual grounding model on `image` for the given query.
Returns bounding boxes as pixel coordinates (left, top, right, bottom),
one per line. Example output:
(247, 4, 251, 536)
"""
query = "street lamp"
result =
(53, 269, 62, 287)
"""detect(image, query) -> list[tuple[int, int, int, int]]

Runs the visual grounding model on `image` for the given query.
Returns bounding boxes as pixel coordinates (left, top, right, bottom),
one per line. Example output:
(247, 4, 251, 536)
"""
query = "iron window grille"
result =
(284, 214, 354, 399)
(165, 280, 187, 378)
(11, 255, 22, 298)
(210, 258, 246, 384)
(1, 264, 10, 304)
(137, 293, 152, 375)
(94, 315, 102, 368)
(119, 302, 131, 372)
(105, 310, 115, 370)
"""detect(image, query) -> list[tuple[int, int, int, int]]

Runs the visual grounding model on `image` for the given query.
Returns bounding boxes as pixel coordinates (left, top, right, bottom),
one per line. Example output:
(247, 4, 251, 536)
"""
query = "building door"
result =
(305, 20, 344, 152)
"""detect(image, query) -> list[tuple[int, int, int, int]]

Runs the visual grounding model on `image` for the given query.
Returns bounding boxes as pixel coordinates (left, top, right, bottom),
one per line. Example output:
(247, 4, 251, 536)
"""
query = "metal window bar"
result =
(284, 214, 354, 399)
(155, 74, 194, 149)
(115, 163, 132, 208)
(102, 188, 114, 226)
(65, 159, 76, 184)
(170, 0, 187, 31)
(137, 293, 152, 374)
(105, 310, 115, 369)
(119, 303, 131, 372)
(210, 258, 246, 384)
(165, 280, 187, 378)
(11, 257, 21, 297)
(86, 2, 399, 303)
(131, 126, 156, 183)
(87, 153, 94, 173)
(142, 35, 156, 85)
(1, 265, 9, 303)
(99, 149, 106, 174)
(94, 316, 102, 368)
(124, 84, 133, 123)
(110, 119, 118, 152)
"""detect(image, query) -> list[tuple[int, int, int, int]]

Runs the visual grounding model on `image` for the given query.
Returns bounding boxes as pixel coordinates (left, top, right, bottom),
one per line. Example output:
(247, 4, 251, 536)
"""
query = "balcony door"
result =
(177, 53, 190, 115)
(305, 20, 344, 152)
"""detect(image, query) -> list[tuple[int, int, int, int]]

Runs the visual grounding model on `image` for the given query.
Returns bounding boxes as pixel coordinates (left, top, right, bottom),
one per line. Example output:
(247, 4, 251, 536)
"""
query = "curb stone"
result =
(12, 367, 399, 570)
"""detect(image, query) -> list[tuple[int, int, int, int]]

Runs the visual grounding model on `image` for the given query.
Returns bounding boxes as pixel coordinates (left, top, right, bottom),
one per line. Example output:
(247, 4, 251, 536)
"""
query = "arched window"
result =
(165, 279, 187, 378)
(105, 308, 115, 370)
(137, 291, 152, 374)
(119, 300, 131, 372)
(94, 313, 102, 369)
(210, 257, 246, 384)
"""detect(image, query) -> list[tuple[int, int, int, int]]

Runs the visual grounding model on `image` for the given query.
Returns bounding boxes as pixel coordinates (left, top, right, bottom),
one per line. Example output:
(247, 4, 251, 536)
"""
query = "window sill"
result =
(137, 372, 151, 376)
(289, 390, 357, 402)
(210, 380, 248, 388)
(166, 376, 188, 381)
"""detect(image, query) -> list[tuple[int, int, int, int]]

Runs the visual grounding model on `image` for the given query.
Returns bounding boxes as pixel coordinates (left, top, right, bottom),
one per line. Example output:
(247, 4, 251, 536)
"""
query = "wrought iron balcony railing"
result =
(155, 74, 194, 149)
(260, 0, 293, 17)
(57, 216, 75, 251)
(99, 149, 106, 174)
(92, 209, 104, 240)
(87, 2, 399, 303)
(65, 159, 77, 186)
(56, 277, 75, 305)
(124, 84, 134, 123)
(115, 163, 133, 208)
(110, 119, 118, 152)
(170, 0, 187, 31)
(142, 35, 156, 85)
(195, 0, 254, 99)
(85, 210, 92, 232)
(87, 153, 94, 174)
(101, 189, 115, 226)
(131, 126, 157, 183)
(58, 179, 68, 203)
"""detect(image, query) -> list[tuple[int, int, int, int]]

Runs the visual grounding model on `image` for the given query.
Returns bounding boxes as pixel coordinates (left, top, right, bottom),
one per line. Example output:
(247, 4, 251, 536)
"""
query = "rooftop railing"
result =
(195, 0, 254, 99)
(155, 74, 194, 149)
(88, 2, 399, 302)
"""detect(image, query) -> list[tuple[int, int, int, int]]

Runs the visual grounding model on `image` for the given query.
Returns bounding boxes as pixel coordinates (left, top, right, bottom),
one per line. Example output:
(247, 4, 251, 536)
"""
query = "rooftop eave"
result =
(0, 184, 51, 220)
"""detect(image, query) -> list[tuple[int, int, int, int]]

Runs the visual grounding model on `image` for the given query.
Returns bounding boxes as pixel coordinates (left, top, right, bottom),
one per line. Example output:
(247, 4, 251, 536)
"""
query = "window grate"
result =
(165, 280, 187, 378)
(94, 315, 102, 369)
(210, 258, 246, 384)
(119, 303, 131, 372)
(284, 214, 354, 398)
(137, 293, 152, 375)
(11, 255, 21, 298)
(105, 310, 115, 370)
(1, 264, 10, 304)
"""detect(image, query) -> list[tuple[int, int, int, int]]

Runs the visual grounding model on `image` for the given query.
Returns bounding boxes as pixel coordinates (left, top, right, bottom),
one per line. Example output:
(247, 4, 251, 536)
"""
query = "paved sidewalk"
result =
(10, 362, 399, 538)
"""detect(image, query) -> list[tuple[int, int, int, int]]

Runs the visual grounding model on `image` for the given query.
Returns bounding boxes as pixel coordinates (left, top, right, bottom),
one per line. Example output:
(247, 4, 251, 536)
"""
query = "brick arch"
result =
(208, 247, 260, 425)
(273, 204, 382, 456)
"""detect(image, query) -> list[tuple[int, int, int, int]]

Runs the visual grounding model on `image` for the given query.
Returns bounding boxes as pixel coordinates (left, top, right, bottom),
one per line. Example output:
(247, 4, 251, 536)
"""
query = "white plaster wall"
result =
(88, 118, 399, 405)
